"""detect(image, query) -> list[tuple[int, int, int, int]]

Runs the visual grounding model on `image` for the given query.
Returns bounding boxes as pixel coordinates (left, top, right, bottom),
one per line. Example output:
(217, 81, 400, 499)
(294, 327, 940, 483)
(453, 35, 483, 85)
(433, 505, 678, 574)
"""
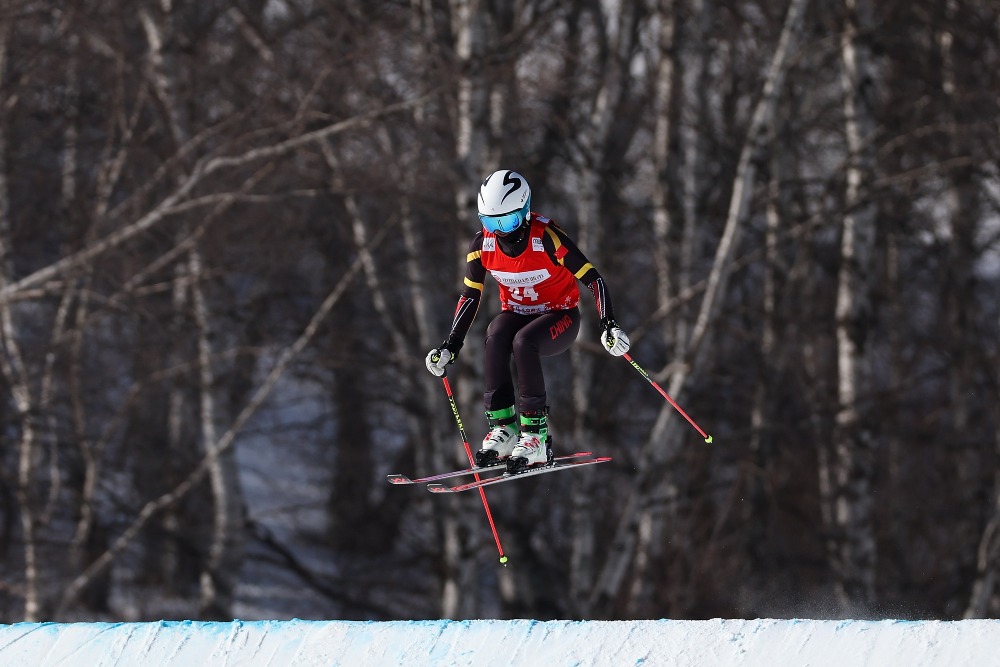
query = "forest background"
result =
(1, 0, 999, 623)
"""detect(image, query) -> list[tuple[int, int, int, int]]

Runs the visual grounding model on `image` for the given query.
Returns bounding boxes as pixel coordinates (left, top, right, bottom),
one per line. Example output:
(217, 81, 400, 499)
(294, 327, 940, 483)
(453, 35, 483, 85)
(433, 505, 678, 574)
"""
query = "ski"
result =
(387, 451, 595, 485)
(426, 456, 612, 493)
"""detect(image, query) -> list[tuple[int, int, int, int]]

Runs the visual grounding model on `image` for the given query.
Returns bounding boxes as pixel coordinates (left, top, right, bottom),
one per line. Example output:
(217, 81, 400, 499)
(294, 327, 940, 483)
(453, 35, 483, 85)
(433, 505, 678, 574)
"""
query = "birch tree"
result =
(0, 18, 44, 622)
(557, 0, 648, 617)
(140, 4, 247, 617)
(592, 0, 810, 616)
(963, 1, 1000, 620)
(936, 0, 989, 613)
(3, 0, 1000, 623)
(628, 0, 677, 616)
(444, 0, 495, 618)
(828, 0, 878, 610)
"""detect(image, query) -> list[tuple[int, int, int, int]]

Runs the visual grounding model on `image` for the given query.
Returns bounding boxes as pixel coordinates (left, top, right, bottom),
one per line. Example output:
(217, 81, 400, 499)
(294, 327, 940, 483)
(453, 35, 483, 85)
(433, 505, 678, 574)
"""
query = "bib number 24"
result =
(510, 286, 539, 302)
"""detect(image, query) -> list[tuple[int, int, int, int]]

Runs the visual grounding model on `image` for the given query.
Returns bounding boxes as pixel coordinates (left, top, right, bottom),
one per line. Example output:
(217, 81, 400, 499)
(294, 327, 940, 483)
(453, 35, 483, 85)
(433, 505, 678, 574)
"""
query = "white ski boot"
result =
(475, 406, 517, 467)
(507, 409, 553, 474)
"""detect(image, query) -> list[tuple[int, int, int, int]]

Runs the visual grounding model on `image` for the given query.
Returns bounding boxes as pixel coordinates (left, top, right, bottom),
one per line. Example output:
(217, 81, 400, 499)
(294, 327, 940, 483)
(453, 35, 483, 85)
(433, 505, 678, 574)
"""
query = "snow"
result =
(2, 618, 999, 666)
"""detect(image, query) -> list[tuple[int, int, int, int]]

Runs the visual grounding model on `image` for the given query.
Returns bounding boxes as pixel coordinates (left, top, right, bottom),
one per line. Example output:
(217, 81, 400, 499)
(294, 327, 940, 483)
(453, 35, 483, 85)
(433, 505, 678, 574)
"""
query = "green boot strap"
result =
(519, 410, 548, 436)
(485, 406, 516, 427)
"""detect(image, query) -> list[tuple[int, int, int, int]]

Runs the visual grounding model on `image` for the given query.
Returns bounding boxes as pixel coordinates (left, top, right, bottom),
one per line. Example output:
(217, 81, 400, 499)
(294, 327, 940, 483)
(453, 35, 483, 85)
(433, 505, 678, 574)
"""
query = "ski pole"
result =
(439, 373, 509, 565)
(622, 352, 713, 444)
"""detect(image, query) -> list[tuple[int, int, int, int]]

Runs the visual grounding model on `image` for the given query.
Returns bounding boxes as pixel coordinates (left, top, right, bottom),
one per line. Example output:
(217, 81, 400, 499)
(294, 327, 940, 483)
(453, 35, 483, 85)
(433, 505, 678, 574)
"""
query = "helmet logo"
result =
(501, 171, 523, 205)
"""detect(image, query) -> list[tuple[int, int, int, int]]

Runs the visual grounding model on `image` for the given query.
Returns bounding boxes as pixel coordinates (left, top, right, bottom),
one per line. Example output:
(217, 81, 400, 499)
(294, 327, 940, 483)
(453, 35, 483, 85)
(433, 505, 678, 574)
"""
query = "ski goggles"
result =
(479, 201, 530, 235)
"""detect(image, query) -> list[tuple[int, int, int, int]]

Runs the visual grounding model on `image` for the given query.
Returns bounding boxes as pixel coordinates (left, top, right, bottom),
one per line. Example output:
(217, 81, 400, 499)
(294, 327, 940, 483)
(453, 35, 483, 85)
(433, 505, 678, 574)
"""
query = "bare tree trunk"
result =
(629, 0, 677, 616)
(63, 21, 127, 607)
(937, 0, 986, 615)
(446, 0, 501, 618)
(560, 5, 596, 618)
(449, 0, 493, 447)
(67, 282, 112, 612)
(568, 396, 597, 617)
(6, 321, 40, 621)
(678, 0, 708, 351)
(964, 3, 1000, 620)
(0, 19, 43, 622)
(193, 247, 245, 619)
(142, 3, 204, 599)
(563, 0, 644, 618)
(744, 150, 785, 599)
(829, 0, 878, 610)
(966, 511, 1000, 618)
(592, 0, 809, 613)
(159, 263, 191, 586)
(651, 0, 677, 319)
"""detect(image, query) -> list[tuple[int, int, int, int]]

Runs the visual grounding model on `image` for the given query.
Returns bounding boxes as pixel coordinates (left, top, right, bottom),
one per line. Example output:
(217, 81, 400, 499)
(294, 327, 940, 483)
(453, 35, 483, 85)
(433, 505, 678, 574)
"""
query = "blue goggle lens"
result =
(479, 202, 529, 234)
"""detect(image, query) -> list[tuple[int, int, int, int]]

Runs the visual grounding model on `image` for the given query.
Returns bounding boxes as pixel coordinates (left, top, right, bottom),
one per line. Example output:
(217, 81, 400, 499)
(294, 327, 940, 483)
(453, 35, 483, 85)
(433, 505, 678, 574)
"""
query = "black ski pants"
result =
(483, 307, 581, 413)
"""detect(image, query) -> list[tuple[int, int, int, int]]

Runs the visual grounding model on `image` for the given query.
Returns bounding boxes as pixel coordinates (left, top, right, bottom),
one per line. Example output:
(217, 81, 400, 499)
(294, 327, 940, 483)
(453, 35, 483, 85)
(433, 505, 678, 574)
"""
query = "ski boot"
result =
(475, 406, 518, 467)
(507, 408, 553, 474)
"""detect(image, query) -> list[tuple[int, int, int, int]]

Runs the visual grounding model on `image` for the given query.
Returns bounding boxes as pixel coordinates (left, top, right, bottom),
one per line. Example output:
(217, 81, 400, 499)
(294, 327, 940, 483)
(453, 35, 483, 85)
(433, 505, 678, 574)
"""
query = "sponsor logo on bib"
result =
(490, 269, 551, 288)
(510, 303, 550, 315)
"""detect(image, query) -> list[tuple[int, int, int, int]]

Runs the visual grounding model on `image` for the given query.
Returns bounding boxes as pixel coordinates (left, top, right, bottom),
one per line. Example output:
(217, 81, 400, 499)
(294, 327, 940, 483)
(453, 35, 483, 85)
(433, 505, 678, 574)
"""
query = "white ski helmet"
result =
(477, 170, 531, 235)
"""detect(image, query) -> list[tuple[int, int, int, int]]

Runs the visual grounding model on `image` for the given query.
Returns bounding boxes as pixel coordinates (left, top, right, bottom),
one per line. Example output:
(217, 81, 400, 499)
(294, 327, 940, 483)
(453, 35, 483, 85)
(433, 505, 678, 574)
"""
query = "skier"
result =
(425, 170, 630, 474)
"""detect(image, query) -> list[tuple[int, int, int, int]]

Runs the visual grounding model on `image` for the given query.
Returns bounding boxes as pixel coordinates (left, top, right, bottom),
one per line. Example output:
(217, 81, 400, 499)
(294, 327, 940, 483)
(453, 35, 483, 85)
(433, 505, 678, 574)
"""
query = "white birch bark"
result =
(0, 20, 44, 622)
(192, 245, 245, 618)
(65, 33, 143, 581)
(446, 0, 497, 617)
(934, 0, 986, 619)
(744, 149, 786, 595)
(628, 0, 677, 615)
(449, 0, 492, 440)
(38, 23, 80, 530)
(142, 0, 193, 594)
(627, 0, 709, 615)
(592, 0, 809, 611)
(564, 15, 599, 600)
(651, 0, 677, 316)
(564, 0, 641, 616)
(830, 0, 878, 609)
(142, 6, 245, 613)
(678, 0, 708, 353)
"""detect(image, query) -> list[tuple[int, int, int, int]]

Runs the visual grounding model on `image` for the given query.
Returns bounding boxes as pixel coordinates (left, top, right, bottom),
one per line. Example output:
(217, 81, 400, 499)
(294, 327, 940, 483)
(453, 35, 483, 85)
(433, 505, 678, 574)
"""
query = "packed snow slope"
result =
(2, 618, 999, 666)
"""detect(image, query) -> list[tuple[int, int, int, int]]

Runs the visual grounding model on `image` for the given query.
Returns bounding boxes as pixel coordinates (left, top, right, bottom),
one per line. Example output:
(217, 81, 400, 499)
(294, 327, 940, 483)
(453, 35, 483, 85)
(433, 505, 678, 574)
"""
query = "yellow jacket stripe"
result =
(544, 227, 564, 265)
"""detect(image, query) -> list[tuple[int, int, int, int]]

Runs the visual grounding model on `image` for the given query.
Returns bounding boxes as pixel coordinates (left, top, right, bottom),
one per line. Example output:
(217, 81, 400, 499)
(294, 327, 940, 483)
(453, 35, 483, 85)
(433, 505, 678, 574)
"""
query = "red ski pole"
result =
(440, 374, 509, 565)
(623, 352, 713, 444)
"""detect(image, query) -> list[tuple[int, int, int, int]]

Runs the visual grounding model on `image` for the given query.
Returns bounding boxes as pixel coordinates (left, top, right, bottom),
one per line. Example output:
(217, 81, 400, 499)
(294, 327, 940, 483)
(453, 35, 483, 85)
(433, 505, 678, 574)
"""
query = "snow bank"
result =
(1, 618, 998, 666)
